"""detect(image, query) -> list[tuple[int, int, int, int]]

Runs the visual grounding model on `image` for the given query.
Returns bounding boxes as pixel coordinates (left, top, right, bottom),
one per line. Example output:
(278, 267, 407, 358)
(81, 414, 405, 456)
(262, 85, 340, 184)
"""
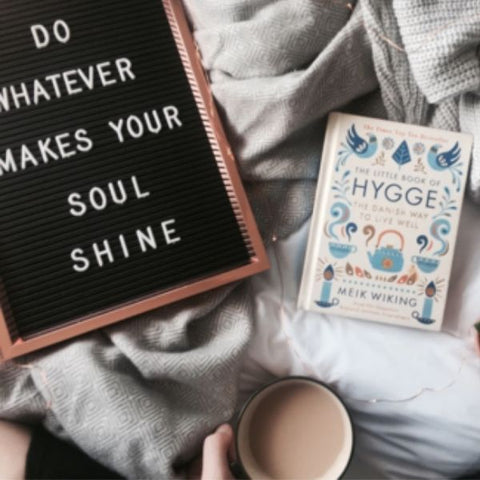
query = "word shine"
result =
(0, 58, 135, 114)
(71, 220, 182, 273)
(352, 178, 438, 209)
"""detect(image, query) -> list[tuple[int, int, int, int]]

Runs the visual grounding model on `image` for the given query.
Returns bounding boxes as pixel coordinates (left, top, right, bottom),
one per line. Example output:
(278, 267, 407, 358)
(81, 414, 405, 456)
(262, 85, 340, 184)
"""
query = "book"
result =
(0, 0, 268, 360)
(298, 112, 472, 330)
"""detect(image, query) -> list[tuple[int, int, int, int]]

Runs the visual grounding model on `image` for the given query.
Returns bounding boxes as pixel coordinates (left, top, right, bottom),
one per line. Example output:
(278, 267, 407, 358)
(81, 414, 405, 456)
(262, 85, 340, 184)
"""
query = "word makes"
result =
(71, 220, 181, 273)
(0, 58, 135, 114)
(0, 129, 92, 176)
(352, 178, 438, 209)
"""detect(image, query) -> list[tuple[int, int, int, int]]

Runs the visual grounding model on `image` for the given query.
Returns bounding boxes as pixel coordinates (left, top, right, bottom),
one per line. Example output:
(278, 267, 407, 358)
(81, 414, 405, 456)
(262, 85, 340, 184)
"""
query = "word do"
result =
(31, 20, 71, 49)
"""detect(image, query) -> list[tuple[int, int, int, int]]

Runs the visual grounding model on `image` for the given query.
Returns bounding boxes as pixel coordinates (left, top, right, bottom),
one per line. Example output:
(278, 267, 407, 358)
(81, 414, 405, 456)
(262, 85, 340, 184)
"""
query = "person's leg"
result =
(0, 420, 122, 479)
(0, 420, 31, 480)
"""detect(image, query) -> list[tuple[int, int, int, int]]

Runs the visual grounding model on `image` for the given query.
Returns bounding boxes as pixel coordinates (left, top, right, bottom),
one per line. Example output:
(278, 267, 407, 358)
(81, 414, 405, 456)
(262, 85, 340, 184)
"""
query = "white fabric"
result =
(240, 198, 480, 479)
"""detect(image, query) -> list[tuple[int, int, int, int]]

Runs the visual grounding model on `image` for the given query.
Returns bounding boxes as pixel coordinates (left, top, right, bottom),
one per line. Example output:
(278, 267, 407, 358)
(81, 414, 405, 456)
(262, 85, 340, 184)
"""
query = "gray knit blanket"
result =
(1, 1, 479, 478)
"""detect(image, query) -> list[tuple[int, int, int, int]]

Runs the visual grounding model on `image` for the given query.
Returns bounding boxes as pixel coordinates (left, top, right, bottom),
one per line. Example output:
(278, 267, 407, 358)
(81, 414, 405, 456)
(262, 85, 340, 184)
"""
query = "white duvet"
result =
(240, 198, 480, 479)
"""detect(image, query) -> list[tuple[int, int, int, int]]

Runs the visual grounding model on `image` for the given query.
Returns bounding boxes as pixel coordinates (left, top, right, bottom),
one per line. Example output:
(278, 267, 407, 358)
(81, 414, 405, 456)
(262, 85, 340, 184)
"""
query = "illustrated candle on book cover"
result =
(0, 0, 268, 360)
(298, 113, 473, 330)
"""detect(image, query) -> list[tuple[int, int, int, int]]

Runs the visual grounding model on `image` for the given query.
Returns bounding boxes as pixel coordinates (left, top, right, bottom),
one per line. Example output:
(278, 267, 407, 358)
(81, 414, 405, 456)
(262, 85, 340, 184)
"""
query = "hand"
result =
(187, 424, 236, 480)
(201, 424, 235, 480)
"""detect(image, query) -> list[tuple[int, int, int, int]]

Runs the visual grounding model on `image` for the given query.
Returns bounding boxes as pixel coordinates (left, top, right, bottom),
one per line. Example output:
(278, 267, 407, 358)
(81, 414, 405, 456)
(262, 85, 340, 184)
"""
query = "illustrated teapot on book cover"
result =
(367, 229, 405, 273)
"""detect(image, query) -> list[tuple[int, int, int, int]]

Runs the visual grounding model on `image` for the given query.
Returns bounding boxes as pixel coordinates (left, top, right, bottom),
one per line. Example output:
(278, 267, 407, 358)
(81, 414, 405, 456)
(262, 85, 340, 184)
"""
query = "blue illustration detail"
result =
(433, 186, 458, 220)
(416, 235, 429, 254)
(412, 187, 455, 274)
(336, 125, 378, 171)
(332, 170, 352, 206)
(427, 142, 463, 192)
(316, 265, 340, 308)
(326, 202, 358, 259)
(329, 242, 357, 259)
(412, 281, 436, 325)
(327, 202, 350, 241)
(346, 125, 377, 157)
(367, 230, 405, 273)
(412, 255, 439, 274)
(430, 218, 451, 256)
(428, 142, 461, 169)
(413, 235, 439, 273)
(392, 140, 411, 167)
(345, 222, 358, 242)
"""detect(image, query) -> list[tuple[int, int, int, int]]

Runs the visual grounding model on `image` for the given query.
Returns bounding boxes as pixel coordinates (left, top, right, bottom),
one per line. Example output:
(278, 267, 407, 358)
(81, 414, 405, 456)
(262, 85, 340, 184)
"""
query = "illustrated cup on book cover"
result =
(411, 255, 439, 274)
(328, 242, 357, 259)
(234, 377, 354, 480)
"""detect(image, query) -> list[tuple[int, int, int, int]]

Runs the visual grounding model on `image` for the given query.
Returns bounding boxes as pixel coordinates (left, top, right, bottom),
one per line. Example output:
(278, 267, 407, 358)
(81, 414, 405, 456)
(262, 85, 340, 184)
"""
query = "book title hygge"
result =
(349, 164, 444, 230)
(351, 166, 441, 209)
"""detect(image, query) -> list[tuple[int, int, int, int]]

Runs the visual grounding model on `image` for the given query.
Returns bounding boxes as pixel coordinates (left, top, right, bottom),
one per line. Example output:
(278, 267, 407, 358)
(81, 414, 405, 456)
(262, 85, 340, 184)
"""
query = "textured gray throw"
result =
(1, 1, 479, 478)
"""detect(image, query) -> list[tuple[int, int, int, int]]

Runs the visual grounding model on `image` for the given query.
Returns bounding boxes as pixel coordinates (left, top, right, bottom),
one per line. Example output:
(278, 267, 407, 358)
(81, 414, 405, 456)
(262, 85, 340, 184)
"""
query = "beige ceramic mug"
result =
(234, 377, 354, 480)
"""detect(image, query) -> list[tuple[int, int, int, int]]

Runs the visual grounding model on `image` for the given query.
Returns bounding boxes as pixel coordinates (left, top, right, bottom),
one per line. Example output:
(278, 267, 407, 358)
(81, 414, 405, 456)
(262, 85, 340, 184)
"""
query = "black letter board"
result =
(0, 0, 268, 359)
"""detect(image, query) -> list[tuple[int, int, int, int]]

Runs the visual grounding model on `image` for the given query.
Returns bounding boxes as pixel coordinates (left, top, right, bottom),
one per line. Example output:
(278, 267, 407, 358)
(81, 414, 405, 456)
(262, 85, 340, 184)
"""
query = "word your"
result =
(68, 176, 150, 217)
(352, 178, 438, 209)
(0, 58, 135, 114)
(71, 220, 181, 273)
(108, 107, 183, 143)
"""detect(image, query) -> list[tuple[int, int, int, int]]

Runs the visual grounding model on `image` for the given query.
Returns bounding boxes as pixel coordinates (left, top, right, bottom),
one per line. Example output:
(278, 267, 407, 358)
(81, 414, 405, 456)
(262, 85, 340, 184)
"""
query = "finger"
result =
(201, 424, 234, 480)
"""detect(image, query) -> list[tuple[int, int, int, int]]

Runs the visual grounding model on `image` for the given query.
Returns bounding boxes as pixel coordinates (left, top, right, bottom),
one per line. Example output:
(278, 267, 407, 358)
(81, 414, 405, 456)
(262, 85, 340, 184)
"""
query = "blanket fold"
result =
(1, 1, 479, 477)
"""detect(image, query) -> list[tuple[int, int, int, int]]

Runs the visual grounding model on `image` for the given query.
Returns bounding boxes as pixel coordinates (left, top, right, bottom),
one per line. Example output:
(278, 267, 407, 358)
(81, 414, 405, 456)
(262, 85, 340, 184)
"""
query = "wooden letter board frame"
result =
(0, 0, 268, 360)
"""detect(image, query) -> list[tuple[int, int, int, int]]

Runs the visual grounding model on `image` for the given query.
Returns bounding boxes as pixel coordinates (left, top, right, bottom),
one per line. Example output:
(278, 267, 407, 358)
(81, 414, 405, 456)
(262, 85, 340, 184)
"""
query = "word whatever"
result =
(0, 58, 135, 114)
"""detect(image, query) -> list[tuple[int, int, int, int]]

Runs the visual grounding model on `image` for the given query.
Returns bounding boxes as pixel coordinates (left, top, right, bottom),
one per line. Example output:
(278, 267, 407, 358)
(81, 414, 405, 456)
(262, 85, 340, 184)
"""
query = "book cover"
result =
(298, 112, 472, 330)
(0, 0, 268, 359)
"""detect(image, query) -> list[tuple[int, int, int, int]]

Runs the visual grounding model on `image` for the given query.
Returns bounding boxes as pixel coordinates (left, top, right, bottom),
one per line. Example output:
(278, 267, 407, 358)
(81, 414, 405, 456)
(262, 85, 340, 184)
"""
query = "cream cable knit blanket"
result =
(0, 1, 479, 478)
